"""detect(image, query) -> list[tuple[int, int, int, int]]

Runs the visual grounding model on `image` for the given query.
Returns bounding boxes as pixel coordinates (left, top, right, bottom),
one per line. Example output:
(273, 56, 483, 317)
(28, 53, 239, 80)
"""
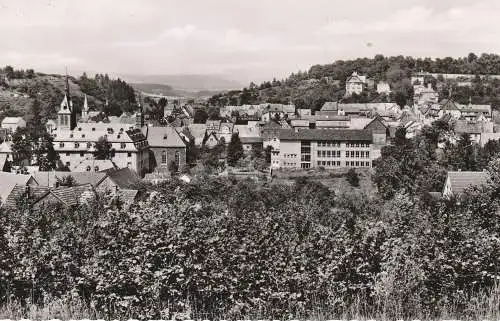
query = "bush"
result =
(346, 168, 360, 187)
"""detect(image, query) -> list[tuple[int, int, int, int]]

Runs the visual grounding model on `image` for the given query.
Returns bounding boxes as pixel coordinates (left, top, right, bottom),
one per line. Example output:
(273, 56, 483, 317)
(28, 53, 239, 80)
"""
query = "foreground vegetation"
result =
(0, 148, 499, 319)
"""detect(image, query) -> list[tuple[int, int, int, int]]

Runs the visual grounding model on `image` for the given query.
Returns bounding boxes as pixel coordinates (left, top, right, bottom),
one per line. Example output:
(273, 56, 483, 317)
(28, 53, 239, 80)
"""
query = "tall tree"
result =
(227, 133, 244, 167)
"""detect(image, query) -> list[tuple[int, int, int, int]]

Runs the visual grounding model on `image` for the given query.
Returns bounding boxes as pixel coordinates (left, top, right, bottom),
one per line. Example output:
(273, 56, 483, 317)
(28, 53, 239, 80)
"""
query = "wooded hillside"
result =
(208, 53, 500, 111)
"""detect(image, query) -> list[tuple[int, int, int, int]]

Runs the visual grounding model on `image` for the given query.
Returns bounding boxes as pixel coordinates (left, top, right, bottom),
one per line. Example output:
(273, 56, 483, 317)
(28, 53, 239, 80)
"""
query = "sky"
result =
(0, 0, 499, 84)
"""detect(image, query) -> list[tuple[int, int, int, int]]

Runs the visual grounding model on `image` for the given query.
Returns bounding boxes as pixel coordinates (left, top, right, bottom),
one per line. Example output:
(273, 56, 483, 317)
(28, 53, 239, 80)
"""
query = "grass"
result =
(1, 284, 499, 320)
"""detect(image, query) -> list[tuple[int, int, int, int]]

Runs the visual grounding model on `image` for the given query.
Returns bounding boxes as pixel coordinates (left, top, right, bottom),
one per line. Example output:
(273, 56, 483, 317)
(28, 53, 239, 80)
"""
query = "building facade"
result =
(143, 126, 186, 171)
(345, 71, 367, 97)
(273, 129, 374, 169)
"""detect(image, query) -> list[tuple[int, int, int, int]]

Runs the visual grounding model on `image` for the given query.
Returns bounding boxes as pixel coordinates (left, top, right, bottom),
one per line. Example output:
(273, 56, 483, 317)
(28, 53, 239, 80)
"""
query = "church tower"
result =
(57, 73, 77, 130)
(82, 94, 89, 119)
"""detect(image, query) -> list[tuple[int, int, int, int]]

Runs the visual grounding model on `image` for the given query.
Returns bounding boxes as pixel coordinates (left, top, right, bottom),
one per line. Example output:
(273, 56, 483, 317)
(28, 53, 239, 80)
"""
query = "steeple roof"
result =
(83, 94, 89, 111)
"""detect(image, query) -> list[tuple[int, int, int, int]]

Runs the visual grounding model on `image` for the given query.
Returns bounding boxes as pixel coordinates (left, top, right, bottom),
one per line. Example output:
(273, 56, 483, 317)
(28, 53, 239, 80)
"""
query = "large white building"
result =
(50, 81, 150, 176)
(345, 71, 367, 97)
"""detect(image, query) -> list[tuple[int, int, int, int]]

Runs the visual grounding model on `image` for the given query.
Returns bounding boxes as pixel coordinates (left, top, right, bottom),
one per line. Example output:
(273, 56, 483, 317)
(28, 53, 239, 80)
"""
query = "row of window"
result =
(318, 141, 341, 147)
(316, 161, 370, 167)
(316, 150, 370, 158)
(64, 152, 133, 157)
(317, 161, 342, 167)
(318, 150, 342, 158)
(283, 153, 298, 158)
(346, 151, 370, 158)
(346, 142, 370, 148)
(59, 142, 129, 149)
(161, 151, 181, 165)
(346, 161, 371, 167)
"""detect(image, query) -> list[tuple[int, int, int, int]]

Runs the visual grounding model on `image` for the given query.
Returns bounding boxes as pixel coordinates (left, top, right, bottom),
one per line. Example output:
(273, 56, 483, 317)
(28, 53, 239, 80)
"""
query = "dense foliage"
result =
(76, 73, 137, 116)
(0, 159, 499, 319)
(209, 53, 500, 110)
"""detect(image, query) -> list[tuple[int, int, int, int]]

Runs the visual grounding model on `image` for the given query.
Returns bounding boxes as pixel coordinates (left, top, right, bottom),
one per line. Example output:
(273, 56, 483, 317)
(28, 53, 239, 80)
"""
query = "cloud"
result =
(316, 3, 500, 36)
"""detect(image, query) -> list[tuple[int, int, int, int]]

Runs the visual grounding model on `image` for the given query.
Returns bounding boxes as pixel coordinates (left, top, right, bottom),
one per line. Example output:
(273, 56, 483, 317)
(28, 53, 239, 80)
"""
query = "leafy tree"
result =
(226, 133, 244, 167)
(56, 175, 76, 187)
(94, 136, 112, 160)
(11, 128, 32, 166)
(193, 109, 209, 124)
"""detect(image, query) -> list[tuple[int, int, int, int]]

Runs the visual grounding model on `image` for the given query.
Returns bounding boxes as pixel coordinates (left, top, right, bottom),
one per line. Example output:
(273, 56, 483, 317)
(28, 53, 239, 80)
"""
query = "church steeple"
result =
(82, 94, 89, 119)
(57, 69, 77, 130)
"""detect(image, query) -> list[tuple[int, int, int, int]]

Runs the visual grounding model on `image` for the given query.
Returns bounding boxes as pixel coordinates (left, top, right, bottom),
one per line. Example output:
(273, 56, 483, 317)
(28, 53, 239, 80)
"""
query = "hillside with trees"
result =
(208, 53, 500, 111)
(0, 66, 138, 125)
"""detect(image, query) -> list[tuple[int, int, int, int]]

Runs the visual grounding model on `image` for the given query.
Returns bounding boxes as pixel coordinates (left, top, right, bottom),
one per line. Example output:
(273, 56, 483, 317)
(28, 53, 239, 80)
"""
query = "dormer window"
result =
(75, 143, 80, 148)
(78, 128, 82, 131)
(59, 143, 64, 148)
(70, 134, 73, 138)
(92, 128, 96, 131)
(82, 134, 85, 138)
(87, 142, 92, 148)
(120, 143, 126, 149)
(117, 134, 121, 139)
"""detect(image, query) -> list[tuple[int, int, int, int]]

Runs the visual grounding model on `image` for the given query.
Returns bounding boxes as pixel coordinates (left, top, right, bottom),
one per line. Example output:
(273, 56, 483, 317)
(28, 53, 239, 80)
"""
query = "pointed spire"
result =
(84, 94, 89, 111)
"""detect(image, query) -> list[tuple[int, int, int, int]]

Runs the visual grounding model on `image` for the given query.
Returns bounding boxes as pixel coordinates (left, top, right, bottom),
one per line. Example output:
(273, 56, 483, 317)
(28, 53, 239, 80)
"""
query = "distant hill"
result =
(121, 74, 242, 92)
(131, 82, 225, 100)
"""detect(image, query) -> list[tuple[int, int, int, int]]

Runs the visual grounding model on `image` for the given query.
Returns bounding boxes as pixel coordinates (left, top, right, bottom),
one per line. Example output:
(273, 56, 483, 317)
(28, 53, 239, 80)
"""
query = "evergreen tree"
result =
(227, 133, 244, 167)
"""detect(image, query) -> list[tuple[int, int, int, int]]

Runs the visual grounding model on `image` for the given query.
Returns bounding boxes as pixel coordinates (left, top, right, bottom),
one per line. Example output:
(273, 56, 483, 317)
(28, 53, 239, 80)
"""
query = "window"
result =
(87, 142, 92, 148)
(345, 151, 349, 158)
(337, 151, 341, 158)
(59, 143, 64, 148)
(75, 143, 80, 148)
(326, 150, 331, 157)
(127, 152, 132, 157)
(82, 134, 85, 138)
(65, 162, 70, 167)
(366, 151, 370, 158)
(355, 161, 359, 167)
(66, 152, 70, 156)
(356, 151, 360, 158)
(360, 151, 364, 158)
(92, 128, 96, 131)
(70, 134, 73, 138)
(127, 162, 132, 167)
(95, 166, 99, 171)
(80, 152, 84, 157)
(161, 151, 167, 164)
(86, 166, 91, 171)
(350, 151, 355, 158)
(121, 143, 126, 149)
(317, 151, 321, 157)
(317, 161, 321, 166)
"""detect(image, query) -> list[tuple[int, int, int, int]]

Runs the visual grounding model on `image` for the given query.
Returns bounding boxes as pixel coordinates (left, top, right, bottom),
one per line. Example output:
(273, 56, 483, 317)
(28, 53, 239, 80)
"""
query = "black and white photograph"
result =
(0, 0, 499, 320)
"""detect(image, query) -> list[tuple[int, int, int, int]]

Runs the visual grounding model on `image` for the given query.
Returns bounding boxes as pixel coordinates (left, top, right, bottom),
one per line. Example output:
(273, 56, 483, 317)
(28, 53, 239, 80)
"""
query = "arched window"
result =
(175, 151, 180, 167)
(161, 151, 167, 164)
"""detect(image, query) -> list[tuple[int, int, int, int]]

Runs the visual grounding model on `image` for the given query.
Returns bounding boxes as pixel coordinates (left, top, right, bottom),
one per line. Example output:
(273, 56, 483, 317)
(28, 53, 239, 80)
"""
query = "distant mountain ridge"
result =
(120, 74, 242, 92)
